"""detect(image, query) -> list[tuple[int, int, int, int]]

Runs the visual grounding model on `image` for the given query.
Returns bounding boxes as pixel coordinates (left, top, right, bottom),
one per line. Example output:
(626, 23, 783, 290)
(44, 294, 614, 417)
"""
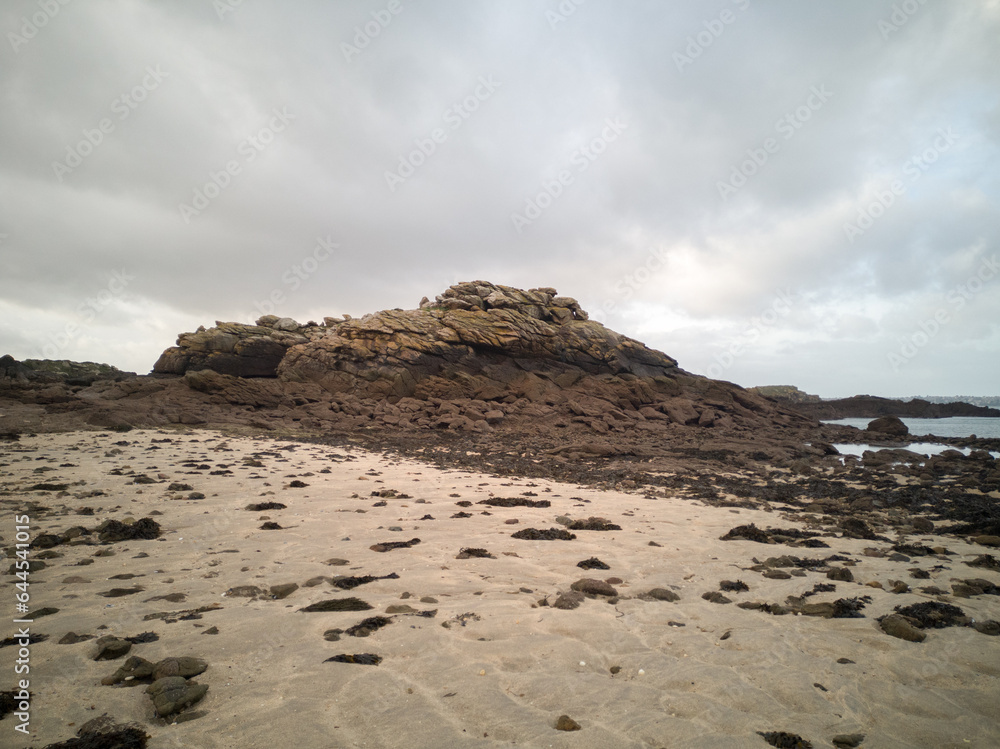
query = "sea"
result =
(823, 416, 1000, 459)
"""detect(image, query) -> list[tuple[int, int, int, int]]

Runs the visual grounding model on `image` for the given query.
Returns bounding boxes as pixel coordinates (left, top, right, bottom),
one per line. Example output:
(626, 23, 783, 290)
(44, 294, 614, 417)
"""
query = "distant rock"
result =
(866, 415, 909, 437)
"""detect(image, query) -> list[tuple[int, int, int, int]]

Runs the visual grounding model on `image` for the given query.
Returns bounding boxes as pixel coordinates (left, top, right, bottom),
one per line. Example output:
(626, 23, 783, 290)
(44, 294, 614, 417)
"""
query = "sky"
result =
(1, 0, 998, 399)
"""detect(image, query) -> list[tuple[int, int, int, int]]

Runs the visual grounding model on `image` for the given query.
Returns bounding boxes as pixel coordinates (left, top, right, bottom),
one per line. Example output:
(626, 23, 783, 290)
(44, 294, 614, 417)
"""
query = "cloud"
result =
(1, 0, 997, 395)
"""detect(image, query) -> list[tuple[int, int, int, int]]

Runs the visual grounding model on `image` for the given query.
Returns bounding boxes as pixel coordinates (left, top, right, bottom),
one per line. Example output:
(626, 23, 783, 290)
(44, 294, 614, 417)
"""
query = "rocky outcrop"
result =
(0, 355, 133, 385)
(1, 282, 826, 472)
(153, 318, 323, 378)
(278, 282, 679, 400)
(765, 392, 1000, 420)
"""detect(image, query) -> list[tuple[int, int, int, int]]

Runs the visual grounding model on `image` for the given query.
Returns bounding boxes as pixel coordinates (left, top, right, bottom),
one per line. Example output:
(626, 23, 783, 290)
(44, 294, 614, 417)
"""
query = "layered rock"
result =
(153, 318, 323, 377)
(2, 282, 828, 468)
(279, 281, 679, 400)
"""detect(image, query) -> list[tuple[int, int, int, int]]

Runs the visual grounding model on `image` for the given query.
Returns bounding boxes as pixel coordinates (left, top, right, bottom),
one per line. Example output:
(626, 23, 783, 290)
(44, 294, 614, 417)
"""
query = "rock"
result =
(972, 535, 1000, 548)
(146, 676, 208, 717)
(973, 620, 1000, 636)
(912, 517, 934, 533)
(865, 415, 908, 436)
(552, 591, 586, 609)
(827, 567, 854, 582)
(152, 657, 208, 680)
(570, 578, 618, 597)
(269, 583, 299, 599)
(101, 655, 155, 685)
(701, 591, 732, 604)
(642, 588, 680, 602)
(555, 715, 582, 731)
(59, 632, 95, 645)
(93, 635, 132, 661)
(48, 716, 148, 748)
(879, 614, 926, 642)
(832, 735, 865, 748)
(577, 557, 610, 570)
(225, 585, 265, 598)
(153, 320, 308, 377)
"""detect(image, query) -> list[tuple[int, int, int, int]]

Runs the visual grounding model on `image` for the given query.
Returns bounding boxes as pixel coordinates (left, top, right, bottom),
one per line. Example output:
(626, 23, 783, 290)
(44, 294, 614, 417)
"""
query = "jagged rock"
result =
(153, 320, 311, 377)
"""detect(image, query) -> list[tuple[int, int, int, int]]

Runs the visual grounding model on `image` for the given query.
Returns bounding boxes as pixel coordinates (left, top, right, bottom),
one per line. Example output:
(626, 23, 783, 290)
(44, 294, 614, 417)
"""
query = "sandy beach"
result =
(2, 428, 999, 749)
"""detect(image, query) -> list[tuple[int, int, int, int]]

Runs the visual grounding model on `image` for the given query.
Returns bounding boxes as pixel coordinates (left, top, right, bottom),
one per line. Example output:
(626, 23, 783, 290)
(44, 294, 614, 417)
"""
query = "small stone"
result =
(643, 588, 680, 602)
(269, 583, 299, 600)
(832, 734, 866, 748)
(701, 591, 731, 604)
(555, 715, 581, 731)
(59, 632, 95, 645)
(225, 585, 264, 598)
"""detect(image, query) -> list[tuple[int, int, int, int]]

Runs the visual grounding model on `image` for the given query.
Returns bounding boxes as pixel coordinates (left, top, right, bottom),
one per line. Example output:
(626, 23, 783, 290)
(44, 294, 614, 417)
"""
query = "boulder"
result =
(865, 415, 909, 437)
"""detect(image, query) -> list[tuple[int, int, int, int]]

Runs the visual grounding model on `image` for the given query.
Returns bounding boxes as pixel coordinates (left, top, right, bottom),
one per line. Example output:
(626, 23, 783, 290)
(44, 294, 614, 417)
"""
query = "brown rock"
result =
(570, 578, 618, 597)
(555, 715, 582, 731)
(880, 614, 926, 642)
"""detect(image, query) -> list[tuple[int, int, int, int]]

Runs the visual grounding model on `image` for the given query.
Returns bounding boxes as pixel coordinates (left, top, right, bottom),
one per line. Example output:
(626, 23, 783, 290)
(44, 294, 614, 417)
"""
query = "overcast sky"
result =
(2, 0, 998, 398)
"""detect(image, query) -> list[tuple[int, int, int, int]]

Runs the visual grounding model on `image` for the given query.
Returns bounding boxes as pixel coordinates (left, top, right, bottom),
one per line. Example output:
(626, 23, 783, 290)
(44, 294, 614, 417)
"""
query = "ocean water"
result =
(822, 416, 1000, 440)
(832, 442, 1000, 459)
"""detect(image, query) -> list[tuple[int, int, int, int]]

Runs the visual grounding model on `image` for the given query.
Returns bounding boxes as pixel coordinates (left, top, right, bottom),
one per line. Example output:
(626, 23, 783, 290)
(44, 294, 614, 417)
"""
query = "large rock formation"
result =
(278, 282, 679, 400)
(3, 282, 831, 470)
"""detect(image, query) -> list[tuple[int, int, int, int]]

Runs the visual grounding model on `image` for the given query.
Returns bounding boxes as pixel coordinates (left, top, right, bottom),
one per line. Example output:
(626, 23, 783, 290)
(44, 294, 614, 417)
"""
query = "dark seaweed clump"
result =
(346, 616, 393, 637)
(457, 548, 495, 559)
(511, 528, 576, 541)
(831, 596, 872, 619)
(97, 518, 162, 543)
(720, 524, 771, 543)
(324, 653, 382, 665)
(246, 502, 286, 511)
(757, 731, 813, 749)
(478, 497, 551, 508)
(331, 573, 399, 589)
(300, 598, 373, 613)
(893, 601, 968, 629)
(577, 557, 610, 570)
(370, 538, 421, 552)
(567, 517, 621, 531)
